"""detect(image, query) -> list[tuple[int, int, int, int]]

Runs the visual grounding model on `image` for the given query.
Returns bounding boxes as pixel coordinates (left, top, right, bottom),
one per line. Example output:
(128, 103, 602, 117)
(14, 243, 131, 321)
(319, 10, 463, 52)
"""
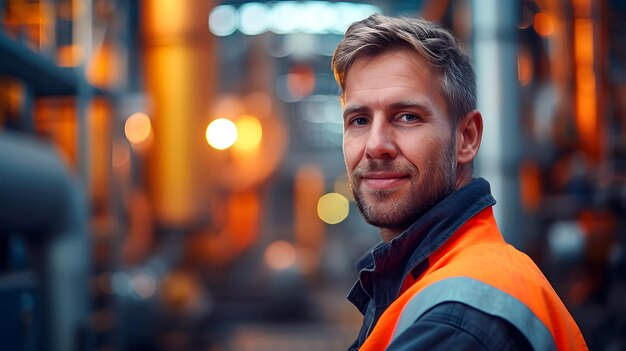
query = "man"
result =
(331, 14, 588, 350)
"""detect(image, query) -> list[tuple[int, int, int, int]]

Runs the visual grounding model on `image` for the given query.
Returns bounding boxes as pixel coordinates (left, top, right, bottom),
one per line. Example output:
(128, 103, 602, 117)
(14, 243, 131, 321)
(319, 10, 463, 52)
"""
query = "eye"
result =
(352, 117, 368, 126)
(399, 113, 420, 122)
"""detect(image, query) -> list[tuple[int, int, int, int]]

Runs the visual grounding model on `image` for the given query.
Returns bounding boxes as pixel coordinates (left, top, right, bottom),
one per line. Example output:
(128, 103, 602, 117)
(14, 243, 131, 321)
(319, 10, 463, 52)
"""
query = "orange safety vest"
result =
(359, 206, 588, 351)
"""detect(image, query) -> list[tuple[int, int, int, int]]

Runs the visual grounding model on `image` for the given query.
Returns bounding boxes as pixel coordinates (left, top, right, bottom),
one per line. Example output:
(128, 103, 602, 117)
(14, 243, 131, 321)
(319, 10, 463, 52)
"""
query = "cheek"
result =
(342, 136, 363, 170)
(398, 135, 441, 166)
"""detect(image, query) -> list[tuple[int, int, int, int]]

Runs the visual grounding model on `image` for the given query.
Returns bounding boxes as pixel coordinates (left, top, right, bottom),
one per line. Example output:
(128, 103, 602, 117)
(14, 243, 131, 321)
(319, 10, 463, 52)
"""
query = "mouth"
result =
(361, 172, 410, 190)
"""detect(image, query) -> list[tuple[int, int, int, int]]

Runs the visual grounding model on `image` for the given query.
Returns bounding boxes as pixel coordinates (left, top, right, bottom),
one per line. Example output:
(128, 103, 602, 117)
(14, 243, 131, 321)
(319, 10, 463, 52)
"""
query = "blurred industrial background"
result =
(1, 0, 625, 350)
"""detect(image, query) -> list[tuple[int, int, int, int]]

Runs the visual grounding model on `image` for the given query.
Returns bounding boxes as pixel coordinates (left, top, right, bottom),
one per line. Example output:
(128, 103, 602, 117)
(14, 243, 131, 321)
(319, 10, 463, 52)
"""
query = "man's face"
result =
(342, 49, 457, 238)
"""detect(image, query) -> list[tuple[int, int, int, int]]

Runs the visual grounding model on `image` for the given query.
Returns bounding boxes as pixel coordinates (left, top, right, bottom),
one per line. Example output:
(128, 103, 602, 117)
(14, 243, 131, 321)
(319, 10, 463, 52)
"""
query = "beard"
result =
(349, 136, 457, 233)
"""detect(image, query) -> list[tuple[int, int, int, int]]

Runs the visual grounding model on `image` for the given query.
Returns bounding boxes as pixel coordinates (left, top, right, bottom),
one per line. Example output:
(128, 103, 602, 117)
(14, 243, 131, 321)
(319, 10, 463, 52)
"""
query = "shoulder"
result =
(386, 302, 533, 351)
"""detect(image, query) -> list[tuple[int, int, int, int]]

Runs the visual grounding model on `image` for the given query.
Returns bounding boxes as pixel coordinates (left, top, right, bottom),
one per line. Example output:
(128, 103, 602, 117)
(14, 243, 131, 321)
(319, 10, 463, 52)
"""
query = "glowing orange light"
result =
(574, 18, 597, 156)
(88, 44, 118, 87)
(264, 240, 297, 270)
(519, 160, 542, 211)
(533, 12, 556, 37)
(234, 115, 263, 152)
(574, 19, 594, 65)
(294, 165, 324, 272)
(145, 0, 187, 36)
(125, 112, 152, 144)
(57, 44, 83, 67)
(287, 64, 316, 99)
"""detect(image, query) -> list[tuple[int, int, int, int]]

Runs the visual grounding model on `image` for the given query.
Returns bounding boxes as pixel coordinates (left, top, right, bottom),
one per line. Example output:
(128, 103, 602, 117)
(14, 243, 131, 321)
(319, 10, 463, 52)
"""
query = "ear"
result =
(455, 110, 483, 165)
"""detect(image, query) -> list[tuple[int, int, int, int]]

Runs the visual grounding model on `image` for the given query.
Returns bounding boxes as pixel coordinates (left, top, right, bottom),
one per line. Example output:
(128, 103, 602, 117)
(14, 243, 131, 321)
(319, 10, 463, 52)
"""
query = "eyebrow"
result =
(342, 104, 369, 120)
(388, 100, 432, 113)
(342, 99, 433, 119)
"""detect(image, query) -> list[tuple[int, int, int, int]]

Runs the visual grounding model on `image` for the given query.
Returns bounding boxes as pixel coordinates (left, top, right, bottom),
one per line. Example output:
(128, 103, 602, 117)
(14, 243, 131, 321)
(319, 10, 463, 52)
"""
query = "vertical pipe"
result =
(74, 0, 93, 192)
(143, 0, 216, 226)
(472, 0, 523, 248)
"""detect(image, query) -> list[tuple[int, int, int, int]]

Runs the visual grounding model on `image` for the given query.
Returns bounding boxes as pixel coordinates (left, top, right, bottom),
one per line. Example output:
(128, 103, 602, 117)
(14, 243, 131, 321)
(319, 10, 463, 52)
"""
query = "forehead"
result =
(343, 49, 444, 108)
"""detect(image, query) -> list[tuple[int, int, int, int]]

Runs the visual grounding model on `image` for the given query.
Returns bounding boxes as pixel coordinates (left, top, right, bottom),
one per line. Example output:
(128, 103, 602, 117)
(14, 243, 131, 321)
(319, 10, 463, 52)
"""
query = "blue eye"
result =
(400, 113, 420, 121)
(353, 117, 368, 126)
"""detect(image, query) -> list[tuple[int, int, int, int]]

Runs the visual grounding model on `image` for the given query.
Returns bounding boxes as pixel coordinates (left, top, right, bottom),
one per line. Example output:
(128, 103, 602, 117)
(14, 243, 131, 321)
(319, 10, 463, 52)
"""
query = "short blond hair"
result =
(331, 14, 476, 123)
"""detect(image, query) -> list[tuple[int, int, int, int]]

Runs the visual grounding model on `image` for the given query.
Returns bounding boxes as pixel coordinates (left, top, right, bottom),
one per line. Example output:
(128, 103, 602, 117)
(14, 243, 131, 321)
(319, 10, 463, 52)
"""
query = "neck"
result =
(455, 164, 473, 190)
(380, 228, 402, 243)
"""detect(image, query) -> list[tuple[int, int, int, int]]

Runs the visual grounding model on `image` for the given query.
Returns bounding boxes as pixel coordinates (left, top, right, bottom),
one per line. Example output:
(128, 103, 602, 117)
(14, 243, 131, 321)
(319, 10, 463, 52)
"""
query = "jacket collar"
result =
(347, 177, 496, 313)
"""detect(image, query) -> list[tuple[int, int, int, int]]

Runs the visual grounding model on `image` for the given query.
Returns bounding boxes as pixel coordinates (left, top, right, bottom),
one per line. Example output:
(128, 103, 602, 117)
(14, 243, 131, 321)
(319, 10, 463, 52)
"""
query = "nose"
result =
(365, 119, 397, 159)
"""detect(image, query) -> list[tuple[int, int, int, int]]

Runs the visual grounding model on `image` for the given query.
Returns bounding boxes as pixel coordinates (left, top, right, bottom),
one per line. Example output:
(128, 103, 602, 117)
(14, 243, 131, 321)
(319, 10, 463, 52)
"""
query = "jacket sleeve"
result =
(385, 302, 533, 351)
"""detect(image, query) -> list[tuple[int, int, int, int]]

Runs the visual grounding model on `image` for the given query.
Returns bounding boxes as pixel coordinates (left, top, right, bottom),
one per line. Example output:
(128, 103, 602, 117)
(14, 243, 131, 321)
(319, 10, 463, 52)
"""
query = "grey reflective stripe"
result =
(391, 277, 557, 351)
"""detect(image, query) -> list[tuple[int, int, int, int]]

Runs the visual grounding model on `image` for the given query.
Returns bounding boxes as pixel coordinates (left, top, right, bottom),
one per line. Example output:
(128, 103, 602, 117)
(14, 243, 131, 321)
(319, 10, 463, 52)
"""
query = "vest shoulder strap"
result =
(391, 277, 557, 351)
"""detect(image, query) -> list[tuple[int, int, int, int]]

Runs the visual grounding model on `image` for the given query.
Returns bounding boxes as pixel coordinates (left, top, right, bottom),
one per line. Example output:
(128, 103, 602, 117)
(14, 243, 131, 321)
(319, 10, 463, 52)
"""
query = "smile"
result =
(362, 172, 410, 190)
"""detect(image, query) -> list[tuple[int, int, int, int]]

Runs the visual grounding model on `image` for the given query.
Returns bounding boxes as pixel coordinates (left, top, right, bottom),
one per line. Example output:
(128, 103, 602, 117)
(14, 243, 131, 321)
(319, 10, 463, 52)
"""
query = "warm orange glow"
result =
(35, 97, 78, 167)
(143, 0, 215, 226)
(533, 12, 556, 37)
(264, 240, 297, 270)
(57, 44, 83, 67)
(125, 112, 152, 144)
(233, 115, 263, 152)
(294, 165, 324, 272)
(576, 67, 597, 138)
(187, 191, 261, 266)
(214, 110, 288, 191)
(518, 49, 533, 87)
(519, 160, 542, 211)
(90, 99, 111, 202)
(226, 191, 261, 253)
(144, 0, 188, 36)
(574, 18, 598, 157)
(574, 19, 594, 65)
(573, 0, 591, 17)
(122, 190, 154, 265)
(146, 43, 194, 224)
(287, 64, 316, 99)
(162, 271, 200, 311)
(88, 44, 118, 87)
(39, 1, 52, 48)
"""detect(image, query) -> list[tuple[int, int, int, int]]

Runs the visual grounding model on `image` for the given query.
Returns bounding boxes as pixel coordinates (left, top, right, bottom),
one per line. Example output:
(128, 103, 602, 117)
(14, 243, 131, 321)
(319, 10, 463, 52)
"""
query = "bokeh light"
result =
(234, 115, 263, 152)
(264, 240, 297, 270)
(534, 12, 556, 37)
(131, 272, 157, 299)
(286, 64, 316, 100)
(124, 112, 152, 145)
(206, 118, 238, 150)
(208, 5, 238, 36)
(317, 192, 349, 225)
(209, 2, 381, 36)
(111, 271, 132, 296)
(239, 2, 270, 35)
